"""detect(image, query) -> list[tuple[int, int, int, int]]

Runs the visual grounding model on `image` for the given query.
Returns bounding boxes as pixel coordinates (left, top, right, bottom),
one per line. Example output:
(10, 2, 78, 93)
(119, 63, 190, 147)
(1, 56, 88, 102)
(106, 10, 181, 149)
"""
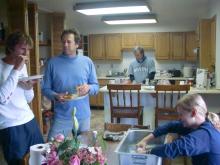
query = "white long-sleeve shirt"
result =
(0, 59, 34, 129)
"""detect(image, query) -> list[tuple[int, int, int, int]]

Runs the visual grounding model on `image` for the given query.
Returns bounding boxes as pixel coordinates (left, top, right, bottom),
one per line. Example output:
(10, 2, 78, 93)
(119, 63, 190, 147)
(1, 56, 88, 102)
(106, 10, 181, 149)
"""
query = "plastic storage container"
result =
(115, 129, 164, 165)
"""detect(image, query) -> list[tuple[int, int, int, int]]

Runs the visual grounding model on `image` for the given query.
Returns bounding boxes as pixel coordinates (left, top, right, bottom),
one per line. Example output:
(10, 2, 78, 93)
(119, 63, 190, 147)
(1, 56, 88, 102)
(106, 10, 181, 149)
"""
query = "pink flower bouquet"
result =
(43, 133, 107, 165)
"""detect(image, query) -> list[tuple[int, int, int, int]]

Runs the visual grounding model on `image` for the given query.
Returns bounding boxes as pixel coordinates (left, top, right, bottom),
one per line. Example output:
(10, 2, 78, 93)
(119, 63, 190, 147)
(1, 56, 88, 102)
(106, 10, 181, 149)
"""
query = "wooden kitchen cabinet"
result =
(105, 33, 122, 60)
(89, 34, 105, 60)
(154, 32, 170, 60)
(170, 32, 185, 60)
(155, 32, 194, 61)
(96, 92, 104, 107)
(89, 34, 121, 60)
(185, 31, 197, 61)
(122, 32, 154, 49)
(136, 33, 155, 48)
(121, 33, 136, 48)
(210, 16, 216, 66)
(198, 19, 212, 71)
(89, 95, 97, 106)
(90, 79, 110, 107)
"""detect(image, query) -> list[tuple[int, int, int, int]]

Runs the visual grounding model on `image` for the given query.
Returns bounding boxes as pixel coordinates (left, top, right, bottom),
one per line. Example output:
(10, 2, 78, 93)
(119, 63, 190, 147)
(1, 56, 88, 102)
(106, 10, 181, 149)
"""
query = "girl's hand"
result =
(136, 140, 147, 153)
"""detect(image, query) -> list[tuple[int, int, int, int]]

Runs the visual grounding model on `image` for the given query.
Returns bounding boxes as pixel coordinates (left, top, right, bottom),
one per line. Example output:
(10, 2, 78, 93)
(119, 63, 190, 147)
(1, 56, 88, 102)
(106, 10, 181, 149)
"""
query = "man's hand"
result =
(18, 80, 37, 90)
(77, 84, 90, 96)
(54, 93, 67, 102)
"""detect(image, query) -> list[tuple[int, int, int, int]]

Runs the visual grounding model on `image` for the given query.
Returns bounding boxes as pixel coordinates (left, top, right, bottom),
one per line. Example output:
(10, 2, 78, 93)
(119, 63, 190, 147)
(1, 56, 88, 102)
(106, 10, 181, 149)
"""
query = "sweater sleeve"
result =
(88, 60, 99, 95)
(41, 61, 57, 100)
(148, 57, 156, 74)
(0, 69, 19, 104)
(24, 89, 34, 103)
(153, 121, 191, 137)
(151, 128, 210, 159)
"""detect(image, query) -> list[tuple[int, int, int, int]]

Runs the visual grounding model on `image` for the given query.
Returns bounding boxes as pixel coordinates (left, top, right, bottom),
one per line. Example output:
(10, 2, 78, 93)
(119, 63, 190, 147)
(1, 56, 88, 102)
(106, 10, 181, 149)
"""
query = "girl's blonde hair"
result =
(176, 93, 220, 130)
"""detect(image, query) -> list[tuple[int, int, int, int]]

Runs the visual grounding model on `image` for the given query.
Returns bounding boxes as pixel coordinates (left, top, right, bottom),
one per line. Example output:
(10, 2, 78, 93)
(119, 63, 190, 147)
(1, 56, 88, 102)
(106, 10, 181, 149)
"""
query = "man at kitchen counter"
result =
(127, 46, 156, 84)
(42, 28, 99, 140)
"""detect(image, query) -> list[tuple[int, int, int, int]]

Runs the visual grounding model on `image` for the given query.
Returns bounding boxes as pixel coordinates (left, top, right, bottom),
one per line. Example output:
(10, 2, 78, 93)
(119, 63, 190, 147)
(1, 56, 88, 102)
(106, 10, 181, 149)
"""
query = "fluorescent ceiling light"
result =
(73, 0, 150, 15)
(102, 14, 157, 25)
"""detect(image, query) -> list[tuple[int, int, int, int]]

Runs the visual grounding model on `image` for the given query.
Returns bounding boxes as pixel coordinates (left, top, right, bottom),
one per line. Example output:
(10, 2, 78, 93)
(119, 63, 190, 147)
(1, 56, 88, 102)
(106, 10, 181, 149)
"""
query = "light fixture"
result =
(73, 0, 150, 15)
(101, 14, 157, 25)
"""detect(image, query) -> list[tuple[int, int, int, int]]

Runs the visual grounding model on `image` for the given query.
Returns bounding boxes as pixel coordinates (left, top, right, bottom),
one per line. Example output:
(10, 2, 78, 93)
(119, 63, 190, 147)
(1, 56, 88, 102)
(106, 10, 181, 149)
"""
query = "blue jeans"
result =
(47, 117, 90, 141)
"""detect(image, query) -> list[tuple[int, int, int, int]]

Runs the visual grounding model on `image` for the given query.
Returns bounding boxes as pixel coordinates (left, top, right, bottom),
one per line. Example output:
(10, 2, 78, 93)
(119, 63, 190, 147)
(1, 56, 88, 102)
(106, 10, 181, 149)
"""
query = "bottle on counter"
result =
(206, 72, 211, 89)
(0, 22, 5, 41)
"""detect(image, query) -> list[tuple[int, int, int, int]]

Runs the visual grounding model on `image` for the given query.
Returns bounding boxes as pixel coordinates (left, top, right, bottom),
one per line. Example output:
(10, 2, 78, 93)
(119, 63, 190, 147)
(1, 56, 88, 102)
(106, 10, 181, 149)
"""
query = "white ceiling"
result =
(29, 0, 212, 34)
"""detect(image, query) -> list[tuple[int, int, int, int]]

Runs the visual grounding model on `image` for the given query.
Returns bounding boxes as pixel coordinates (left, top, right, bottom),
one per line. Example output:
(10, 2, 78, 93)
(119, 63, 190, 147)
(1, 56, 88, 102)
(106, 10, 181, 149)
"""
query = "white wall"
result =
(209, 0, 220, 89)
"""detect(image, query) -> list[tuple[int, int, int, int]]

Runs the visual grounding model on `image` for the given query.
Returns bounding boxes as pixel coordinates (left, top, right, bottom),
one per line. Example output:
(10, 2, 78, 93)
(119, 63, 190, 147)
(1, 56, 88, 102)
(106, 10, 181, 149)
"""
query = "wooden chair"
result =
(155, 84, 190, 127)
(107, 84, 143, 125)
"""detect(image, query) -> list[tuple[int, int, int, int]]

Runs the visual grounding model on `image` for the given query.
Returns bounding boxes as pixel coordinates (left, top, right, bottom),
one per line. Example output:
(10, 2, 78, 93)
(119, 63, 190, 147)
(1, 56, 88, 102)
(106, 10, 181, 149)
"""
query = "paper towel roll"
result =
(29, 144, 47, 165)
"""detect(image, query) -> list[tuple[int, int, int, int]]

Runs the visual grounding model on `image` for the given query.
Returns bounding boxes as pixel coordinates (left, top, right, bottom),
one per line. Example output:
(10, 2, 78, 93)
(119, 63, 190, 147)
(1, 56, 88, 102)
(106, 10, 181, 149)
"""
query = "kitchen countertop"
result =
(99, 85, 220, 94)
(154, 77, 194, 80)
(98, 76, 194, 80)
(98, 76, 128, 79)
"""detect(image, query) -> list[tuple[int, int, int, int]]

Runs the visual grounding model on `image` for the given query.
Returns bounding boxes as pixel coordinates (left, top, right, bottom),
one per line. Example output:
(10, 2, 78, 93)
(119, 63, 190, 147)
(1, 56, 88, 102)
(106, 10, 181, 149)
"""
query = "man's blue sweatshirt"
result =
(151, 121, 220, 165)
(42, 54, 99, 120)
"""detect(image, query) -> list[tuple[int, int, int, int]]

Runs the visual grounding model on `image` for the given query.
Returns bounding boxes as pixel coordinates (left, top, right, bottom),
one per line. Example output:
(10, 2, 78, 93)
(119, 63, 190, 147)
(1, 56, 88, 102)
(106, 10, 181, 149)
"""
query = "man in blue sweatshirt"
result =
(42, 29, 99, 140)
(137, 94, 220, 165)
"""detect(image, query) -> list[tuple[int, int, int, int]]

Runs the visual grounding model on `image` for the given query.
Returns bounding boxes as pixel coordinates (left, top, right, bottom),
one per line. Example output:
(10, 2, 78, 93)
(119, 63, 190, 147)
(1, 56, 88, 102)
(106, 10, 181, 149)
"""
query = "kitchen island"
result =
(99, 85, 220, 129)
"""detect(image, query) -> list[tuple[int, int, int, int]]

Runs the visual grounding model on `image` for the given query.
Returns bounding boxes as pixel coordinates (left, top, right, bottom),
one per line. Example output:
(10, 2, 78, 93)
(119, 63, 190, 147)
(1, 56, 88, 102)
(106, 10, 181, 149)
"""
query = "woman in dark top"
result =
(137, 93, 220, 165)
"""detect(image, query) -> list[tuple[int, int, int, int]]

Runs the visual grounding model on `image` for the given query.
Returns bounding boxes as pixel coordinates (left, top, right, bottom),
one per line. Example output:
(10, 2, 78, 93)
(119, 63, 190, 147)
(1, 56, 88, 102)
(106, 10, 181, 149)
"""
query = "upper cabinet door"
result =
(185, 31, 197, 61)
(105, 33, 122, 60)
(155, 32, 170, 60)
(121, 33, 137, 49)
(136, 33, 154, 49)
(89, 34, 105, 60)
(170, 32, 185, 60)
(210, 16, 216, 65)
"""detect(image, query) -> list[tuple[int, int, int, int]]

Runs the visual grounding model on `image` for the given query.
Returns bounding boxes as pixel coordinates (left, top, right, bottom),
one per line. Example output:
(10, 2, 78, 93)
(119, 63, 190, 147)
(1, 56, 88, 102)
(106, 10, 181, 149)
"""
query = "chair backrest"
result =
(104, 123, 150, 132)
(155, 84, 190, 109)
(155, 84, 190, 127)
(107, 84, 141, 109)
(107, 84, 144, 125)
